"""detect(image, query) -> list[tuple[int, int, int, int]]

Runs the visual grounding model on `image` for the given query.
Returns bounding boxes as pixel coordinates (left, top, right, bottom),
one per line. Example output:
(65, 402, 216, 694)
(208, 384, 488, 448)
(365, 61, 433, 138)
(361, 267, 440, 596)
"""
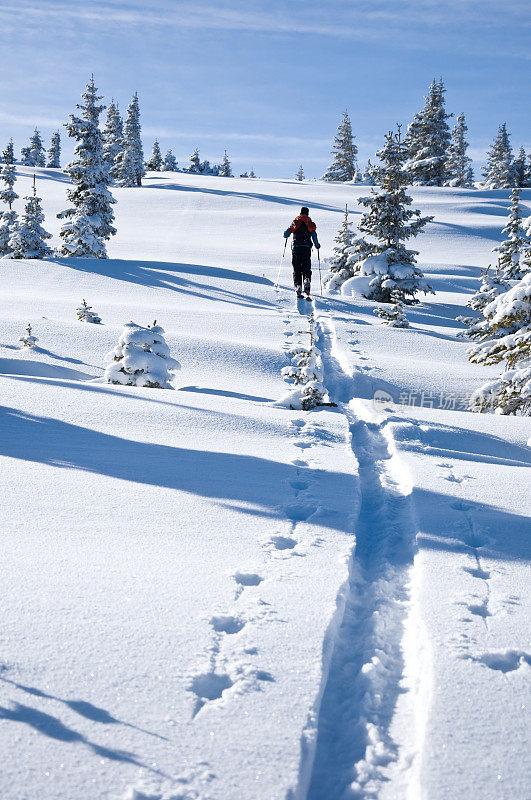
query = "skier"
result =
(283, 206, 320, 300)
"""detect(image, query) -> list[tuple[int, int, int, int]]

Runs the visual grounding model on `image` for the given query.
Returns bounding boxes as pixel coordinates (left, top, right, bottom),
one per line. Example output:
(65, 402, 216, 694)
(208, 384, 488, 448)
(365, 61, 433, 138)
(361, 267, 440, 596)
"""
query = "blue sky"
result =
(0, 0, 529, 177)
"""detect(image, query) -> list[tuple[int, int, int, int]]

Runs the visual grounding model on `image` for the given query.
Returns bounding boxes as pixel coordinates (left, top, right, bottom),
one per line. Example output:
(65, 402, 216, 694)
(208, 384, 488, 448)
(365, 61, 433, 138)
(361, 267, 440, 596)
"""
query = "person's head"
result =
(300, 206, 309, 216)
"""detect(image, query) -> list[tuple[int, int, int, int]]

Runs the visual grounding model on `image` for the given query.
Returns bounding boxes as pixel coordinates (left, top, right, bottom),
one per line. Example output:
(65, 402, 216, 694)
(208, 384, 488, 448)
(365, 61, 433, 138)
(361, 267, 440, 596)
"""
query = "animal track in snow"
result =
(467, 601, 492, 619)
(463, 566, 491, 580)
(285, 502, 316, 522)
(292, 458, 308, 467)
(475, 650, 531, 673)
(270, 535, 297, 550)
(189, 672, 233, 715)
(290, 479, 309, 491)
(210, 615, 245, 634)
(234, 571, 263, 586)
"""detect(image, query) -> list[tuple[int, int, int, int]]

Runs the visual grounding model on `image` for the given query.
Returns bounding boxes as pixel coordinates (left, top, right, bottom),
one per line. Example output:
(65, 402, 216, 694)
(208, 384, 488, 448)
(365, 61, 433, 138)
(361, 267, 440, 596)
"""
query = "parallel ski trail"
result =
(301, 306, 420, 800)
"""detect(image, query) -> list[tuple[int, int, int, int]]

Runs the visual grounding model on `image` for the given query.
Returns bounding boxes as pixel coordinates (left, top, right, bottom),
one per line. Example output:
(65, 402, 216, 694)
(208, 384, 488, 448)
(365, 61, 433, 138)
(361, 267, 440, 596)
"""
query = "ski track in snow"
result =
(277, 300, 423, 800)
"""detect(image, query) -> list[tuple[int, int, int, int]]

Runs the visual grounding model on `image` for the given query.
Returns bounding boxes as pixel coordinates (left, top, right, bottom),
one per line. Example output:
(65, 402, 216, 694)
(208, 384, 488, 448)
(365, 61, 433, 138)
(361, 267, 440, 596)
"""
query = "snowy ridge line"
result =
(293, 305, 424, 800)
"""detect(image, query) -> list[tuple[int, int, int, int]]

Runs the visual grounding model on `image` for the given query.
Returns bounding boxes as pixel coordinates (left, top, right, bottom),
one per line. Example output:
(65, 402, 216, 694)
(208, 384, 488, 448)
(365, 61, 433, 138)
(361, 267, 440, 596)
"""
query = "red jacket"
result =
(287, 214, 317, 233)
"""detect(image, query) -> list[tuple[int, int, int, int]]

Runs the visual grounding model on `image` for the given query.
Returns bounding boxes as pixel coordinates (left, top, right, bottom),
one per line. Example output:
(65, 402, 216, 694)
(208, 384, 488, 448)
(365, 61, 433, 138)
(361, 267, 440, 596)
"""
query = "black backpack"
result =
(293, 221, 312, 247)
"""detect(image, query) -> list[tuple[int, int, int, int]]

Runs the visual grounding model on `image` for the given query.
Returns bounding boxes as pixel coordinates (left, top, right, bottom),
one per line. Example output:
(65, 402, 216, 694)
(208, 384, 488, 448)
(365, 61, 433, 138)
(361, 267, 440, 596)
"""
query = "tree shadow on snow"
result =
(53, 257, 277, 310)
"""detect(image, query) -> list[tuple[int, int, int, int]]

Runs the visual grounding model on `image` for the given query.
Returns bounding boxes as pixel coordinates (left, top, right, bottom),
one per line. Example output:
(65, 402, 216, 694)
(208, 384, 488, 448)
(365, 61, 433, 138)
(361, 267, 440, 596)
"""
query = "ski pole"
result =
(274, 239, 288, 290)
(317, 248, 323, 296)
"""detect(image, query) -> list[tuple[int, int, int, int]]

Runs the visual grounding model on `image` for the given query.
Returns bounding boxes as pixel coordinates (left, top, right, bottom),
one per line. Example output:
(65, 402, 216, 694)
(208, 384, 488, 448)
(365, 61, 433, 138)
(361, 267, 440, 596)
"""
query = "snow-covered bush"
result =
(104, 321, 181, 389)
(468, 272, 531, 415)
(77, 299, 101, 323)
(277, 315, 328, 410)
(19, 323, 38, 348)
(374, 289, 409, 327)
(9, 177, 52, 259)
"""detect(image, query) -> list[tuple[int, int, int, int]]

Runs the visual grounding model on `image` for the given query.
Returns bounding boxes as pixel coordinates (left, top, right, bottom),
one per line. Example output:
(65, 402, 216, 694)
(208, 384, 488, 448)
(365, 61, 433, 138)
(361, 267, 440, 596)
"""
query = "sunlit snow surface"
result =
(0, 169, 529, 800)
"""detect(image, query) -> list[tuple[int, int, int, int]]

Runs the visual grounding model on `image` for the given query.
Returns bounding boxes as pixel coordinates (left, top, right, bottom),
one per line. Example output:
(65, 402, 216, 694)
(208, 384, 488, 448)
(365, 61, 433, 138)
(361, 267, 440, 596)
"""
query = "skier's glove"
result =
(315, 243, 321, 249)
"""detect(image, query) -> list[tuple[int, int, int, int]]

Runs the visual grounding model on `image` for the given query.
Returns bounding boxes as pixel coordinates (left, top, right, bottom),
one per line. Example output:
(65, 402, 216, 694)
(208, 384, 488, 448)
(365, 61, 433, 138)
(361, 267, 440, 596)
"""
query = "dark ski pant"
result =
(292, 246, 312, 292)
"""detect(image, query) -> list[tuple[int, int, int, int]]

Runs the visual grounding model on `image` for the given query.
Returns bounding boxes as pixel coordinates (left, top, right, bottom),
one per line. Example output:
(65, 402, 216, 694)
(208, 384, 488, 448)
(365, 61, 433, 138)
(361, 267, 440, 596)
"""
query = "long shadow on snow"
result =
(179, 385, 273, 403)
(0, 675, 167, 741)
(0, 702, 167, 777)
(144, 181, 345, 213)
(0, 405, 353, 531)
(53, 258, 276, 310)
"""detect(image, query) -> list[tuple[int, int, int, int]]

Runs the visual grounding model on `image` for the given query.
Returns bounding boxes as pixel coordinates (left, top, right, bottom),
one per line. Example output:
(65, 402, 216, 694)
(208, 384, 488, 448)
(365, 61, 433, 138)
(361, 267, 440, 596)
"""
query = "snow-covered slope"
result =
(1, 169, 529, 800)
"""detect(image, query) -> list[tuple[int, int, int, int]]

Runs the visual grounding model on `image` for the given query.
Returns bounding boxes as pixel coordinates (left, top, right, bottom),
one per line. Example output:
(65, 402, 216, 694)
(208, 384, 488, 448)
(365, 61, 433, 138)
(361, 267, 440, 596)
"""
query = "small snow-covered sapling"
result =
(374, 289, 409, 327)
(76, 299, 101, 323)
(19, 323, 38, 348)
(104, 320, 181, 388)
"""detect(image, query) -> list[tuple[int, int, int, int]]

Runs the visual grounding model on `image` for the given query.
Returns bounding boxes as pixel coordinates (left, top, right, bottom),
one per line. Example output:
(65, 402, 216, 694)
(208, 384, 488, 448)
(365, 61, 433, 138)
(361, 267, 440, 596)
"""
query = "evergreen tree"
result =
(188, 148, 201, 173)
(513, 147, 527, 188)
(374, 288, 409, 327)
(19, 323, 38, 348)
(219, 150, 232, 177)
(355, 125, 434, 302)
(295, 164, 304, 181)
(9, 176, 53, 258)
(248, 168, 256, 178)
(146, 139, 163, 171)
(482, 123, 514, 188)
(361, 158, 384, 185)
(200, 159, 213, 174)
(322, 110, 358, 182)
(468, 272, 531, 415)
(163, 150, 177, 171)
(57, 76, 116, 258)
(445, 113, 473, 187)
(102, 100, 123, 177)
(46, 132, 61, 168)
(0, 140, 19, 255)
(114, 93, 145, 187)
(323, 205, 370, 292)
(20, 146, 32, 166)
(104, 321, 181, 388)
(405, 78, 452, 186)
(493, 187, 529, 280)
(76, 298, 101, 323)
(29, 129, 45, 167)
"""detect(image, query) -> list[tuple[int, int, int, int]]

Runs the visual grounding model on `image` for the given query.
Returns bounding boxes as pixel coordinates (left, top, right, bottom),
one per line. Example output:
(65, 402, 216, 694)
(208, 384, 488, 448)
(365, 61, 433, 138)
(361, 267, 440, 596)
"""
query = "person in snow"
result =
(284, 206, 320, 299)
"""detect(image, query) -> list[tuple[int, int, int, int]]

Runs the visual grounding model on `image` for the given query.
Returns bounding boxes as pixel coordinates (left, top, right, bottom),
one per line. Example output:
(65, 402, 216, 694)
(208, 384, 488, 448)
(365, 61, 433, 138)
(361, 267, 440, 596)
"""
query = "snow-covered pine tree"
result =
(482, 123, 514, 188)
(57, 76, 116, 257)
(248, 168, 256, 178)
(322, 204, 369, 292)
(29, 129, 46, 167)
(19, 322, 38, 348)
(493, 187, 529, 280)
(0, 140, 19, 255)
(200, 159, 213, 174)
(219, 150, 232, 177)
(20, 146, 32, 166)
(102, 100, 123, 177)
(46, 132, 61, 168)
(104, 321, 181, 388)
(405, 78, 452, 186)
(9, 175, 53, 258)
(322, 110, 358, 182)
(374, 288, 409, 327)
(114, 93, 145, 187)
(279, 315, 327, 409)
(163, 150, 177, 171)
(513, 147, 527, 188)
(76, 298, 101, 323)
(468, 272, 531, 415)
(361, 158, 383, 185)
(146, 139, 163, 171)
(355, 125, 434, 302)
(295, 164, 304, 181)
(188, 148, 201, 173)
(458, 264, 511, 337)
(445, 113, 474, 187)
